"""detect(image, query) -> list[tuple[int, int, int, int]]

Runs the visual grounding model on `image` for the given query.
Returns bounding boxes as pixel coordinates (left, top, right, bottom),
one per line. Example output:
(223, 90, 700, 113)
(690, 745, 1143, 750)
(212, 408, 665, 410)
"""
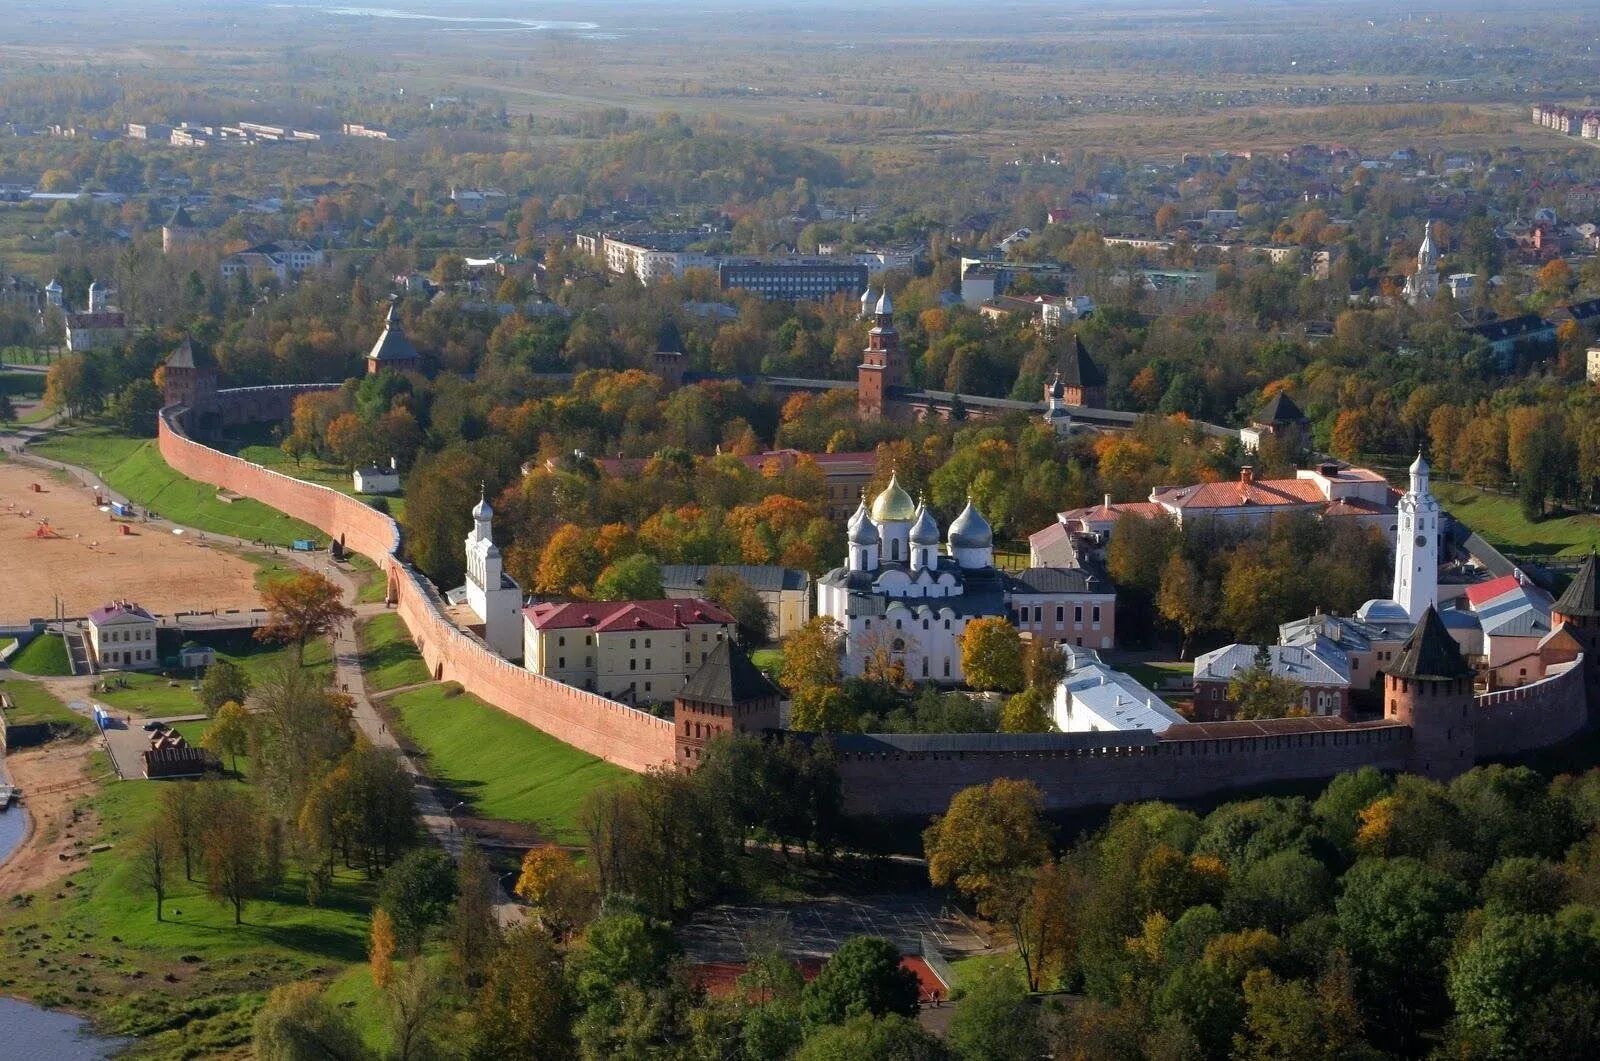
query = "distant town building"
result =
(718, 259, 869, 302)
(1239, 392, 1310, 455)
(65, 310, 128, 352)
(523, 597, 735, 702)
(1588, 344, 1600, 384)
(660, 564, 812, 638)
(161, 204, 201, 254)
(342, 123, 396, 141)
(87, 600, 159, 672)
(1403, 219, 1441, 303)
(220, 241, 325, 283)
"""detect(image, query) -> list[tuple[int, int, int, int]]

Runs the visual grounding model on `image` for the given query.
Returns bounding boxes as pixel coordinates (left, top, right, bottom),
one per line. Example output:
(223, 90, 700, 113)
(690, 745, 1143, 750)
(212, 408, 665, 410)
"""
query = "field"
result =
(1434, 483, 1600, 558)
(92, 632, 332, 717)
(0, 745, 380, 1058)
(386, 683, 629, 844)
(0, 453, 265, 623)
(0, 676, 88, 732)
(356, 612, 429, 693)
(32, 425, 320, 544)
(9, 632, 70, 676)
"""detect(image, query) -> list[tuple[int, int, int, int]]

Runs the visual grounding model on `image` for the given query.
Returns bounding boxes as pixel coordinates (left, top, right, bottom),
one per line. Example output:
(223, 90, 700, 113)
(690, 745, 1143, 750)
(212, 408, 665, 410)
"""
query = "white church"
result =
(1403, 220, 1441, 304)
(445, 489, 523, 661)
(1356, 452, 1440, 626)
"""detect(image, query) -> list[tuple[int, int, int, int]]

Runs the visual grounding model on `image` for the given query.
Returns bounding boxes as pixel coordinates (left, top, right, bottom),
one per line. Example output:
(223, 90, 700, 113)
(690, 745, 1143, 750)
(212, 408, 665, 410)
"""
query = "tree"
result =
(790, 685, 858, 733)
(107, 378, 163, 437)
(999, 688, 1052, 733)
(948, 966, 1046, 1061)
(1157, 552, 1209, 658)
(514, 844, 598, 940)
(249, 663, 355, 821)
(1234, 962, 1368, 1061)
(202, 786, 264, 924)
(377, 848, 457, 955)
(1227, 649, 1303, 720)
(203, 700, 250, 774)
(1021, 638, 1066, 694)
(959, 617, 1023, 693)
(592, 553, 664, 601)
(534, 523, 602, 597)
(385, 957, 446, 1061)
(1000, 859, 1081, 992)
(257, 571, 354, 665)
(800, 936, 922, 1027)
(253, 982, 370, 1061)
(370, 909, 397, 990)
(795, 1014, 952, 1061)
(161, 782, 204, 881)
(780, 616, 844, 694)
(200, 658, 250, 714)
(705, 570, 772, 647)
(924, 779, 1050, 915)
(134, 820, 173, 921)
(0, 392, 14, 424)
(451, 839, 502, 991)
(1447, 912, 1600, 1057)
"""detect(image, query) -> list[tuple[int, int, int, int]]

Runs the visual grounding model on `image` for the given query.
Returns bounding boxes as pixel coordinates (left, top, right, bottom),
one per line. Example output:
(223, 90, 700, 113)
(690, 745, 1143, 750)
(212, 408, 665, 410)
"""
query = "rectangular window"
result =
(559, 635, 566, 647)
(1033, 606, 1042, 622)
(558, 657, 565, 668)
(1056, 606, 1064, 622)
(685, 652, 691, 665)
(645, 682, 652, 693)
(1074, 606, 1083, 623)
(645, 638, 652, 649)
(630, 659, 637, 671)
(645, 659, 652, 670)
(630, 638, 636, 650)
(1092, 606, 1101, 623)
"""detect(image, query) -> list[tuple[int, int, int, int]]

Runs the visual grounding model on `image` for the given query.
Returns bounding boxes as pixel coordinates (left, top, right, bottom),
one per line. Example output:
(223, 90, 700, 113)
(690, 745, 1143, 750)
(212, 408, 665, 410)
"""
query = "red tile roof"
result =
(1464, 574, 1523, 607)
(1060, 500, 1164, 523)
(1152, 477, 1325, 511)
(524, 597, 733, 632)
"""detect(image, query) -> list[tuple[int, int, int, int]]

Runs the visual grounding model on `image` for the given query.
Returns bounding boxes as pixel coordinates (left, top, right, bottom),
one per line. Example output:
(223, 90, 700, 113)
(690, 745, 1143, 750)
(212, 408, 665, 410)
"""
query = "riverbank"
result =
(0, 739, 100, 897)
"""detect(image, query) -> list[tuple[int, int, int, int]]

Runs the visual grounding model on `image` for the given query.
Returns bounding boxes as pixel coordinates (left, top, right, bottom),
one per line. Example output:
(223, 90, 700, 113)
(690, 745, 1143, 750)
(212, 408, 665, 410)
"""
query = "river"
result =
(0, 996, 129, 1058)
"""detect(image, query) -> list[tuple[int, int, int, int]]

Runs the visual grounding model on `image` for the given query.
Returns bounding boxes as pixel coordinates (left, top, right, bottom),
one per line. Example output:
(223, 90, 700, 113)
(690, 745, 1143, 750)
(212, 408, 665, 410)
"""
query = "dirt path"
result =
(0, 740, 103, 895)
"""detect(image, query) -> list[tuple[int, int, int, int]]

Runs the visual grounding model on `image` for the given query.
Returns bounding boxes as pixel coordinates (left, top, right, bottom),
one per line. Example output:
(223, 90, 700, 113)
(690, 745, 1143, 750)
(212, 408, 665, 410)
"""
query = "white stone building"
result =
(87, 600, 159, 672)
(445, 491, 523, 661)
(1053, 649, 1185, 733)
(1403, 220, 1441, 303)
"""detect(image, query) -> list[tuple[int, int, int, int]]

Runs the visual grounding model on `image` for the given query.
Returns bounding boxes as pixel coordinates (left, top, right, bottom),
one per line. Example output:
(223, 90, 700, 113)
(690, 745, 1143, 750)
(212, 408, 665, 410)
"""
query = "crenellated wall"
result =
(156, 389, 1595, 812)
(159, 395, 677, 773)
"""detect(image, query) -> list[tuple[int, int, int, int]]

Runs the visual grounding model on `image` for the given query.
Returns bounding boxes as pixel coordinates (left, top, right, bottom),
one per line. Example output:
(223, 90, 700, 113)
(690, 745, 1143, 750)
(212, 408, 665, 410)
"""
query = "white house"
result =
(87, 600, 159, 672)
(1053, 649, 1185, 733)
(353, 458, 401, 495)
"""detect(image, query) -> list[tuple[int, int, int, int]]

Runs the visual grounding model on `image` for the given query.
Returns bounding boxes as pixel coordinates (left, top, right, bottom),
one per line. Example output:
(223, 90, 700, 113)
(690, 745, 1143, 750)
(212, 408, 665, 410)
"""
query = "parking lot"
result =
(98, 712, 207, 780)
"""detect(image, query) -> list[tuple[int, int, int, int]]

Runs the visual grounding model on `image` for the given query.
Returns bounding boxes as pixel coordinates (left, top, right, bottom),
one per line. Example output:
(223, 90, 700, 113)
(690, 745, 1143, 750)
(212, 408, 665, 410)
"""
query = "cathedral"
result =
(817, 473, 1116, 684)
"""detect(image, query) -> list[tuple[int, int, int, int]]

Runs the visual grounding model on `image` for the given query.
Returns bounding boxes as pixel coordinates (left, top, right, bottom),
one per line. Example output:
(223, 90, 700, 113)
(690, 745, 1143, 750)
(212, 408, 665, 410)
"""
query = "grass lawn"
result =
(1433, 482, 1600, 558)
(388, 683, 630, 843)
(93, 633, 332, 717)
(0, 750, 380, 1057)
(947, 952, 1026, 994)
(237, 442, 407, 523)
(350, 555, 390, 604)
(750, 647, 784, 678)
(0, 676, 90, 733)
(357, 612, 429, 692)
(0, 635, 15, 655)
(11, 631, 71, 676)
(34, 424, 321, 545)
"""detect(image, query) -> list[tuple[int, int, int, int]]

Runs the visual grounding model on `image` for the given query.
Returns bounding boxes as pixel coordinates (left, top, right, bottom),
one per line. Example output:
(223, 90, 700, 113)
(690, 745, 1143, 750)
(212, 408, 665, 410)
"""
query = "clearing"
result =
(0, 454, 263, 623)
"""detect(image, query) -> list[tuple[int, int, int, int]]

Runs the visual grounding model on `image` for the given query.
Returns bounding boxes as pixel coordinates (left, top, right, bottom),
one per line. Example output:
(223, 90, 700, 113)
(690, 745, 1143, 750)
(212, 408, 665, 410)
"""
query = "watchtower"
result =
(674, 639, 781, 770)
(1384, 605, 1475, 779)
(857, 290, 903, 420)
(1552, 552, 1600, 710)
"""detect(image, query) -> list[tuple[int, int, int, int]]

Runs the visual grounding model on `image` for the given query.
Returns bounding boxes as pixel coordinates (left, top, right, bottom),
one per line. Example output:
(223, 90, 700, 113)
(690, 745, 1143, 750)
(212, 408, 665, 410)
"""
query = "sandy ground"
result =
(0, 739, 102, 895)
(0, 459, 262, 622)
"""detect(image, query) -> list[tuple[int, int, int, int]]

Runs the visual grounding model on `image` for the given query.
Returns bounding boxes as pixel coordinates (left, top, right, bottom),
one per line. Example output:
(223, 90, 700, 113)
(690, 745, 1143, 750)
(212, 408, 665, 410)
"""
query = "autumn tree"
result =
(1227, 649, 1304, 720)
(790, 685, 858, 733)
(471, 923, 575, 1059)
(257, 571, 354, 665)
(534, 522, 603, 597)
(162, 782, 204, 881)
(202, 785, 264, 925)
(705, 570, 773, 647)
(960, 617, 1024, 693)
(1157, 551, 1210, 658)
(451, 839, 502, 991)
(203, 700, 250, 774)
(200, 658, 250, 714)
(1000, 689, 1053, 733)
(252, 982, 368, 1061)
(134, 820, 173, 921)
(924, 779, 1050, 916)
(514, 845, 599, 941)
(370, 908, 397, 990)
(592, 552, 664, 601)
(779, 616, 844, 694)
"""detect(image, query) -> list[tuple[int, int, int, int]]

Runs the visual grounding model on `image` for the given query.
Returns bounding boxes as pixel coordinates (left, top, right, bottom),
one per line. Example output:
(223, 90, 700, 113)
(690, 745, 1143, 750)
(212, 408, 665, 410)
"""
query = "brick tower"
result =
(674, 639, 782, 770)
(857, 289, 903, 420)
(1384, 605, 1476, 779)
(1552, 552, 1600, 710)
(160, 338, 217, 409)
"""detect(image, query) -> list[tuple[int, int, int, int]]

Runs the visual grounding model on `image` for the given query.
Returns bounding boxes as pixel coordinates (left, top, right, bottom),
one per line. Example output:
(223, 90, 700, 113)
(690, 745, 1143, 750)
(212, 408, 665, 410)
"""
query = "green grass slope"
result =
(1434, 482, 1600, 558)
(357, 612, 429, 692)
(10, 632, 71, 676)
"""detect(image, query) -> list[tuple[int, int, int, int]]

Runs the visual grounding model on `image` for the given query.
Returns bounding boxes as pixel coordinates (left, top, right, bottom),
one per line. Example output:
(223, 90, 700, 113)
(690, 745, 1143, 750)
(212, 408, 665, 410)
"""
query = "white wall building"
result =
(1357, 453, 1440, 624)
(1403, 220, 1441, 303)
(1053, 649, 1185, 733)
(353, 459, 401, 495)
(87, 600, 159, 672)
(446, 491, 523, 661)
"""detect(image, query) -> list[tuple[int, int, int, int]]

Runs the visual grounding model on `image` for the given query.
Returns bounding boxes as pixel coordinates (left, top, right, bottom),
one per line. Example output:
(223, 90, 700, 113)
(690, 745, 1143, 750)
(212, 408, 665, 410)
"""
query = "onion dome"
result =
(849, 507, 880, 545)
(1409, 451, 1429, 478)
(947, 497, 993, 549)
(910, 501, 940, 545)
(472, 488, 492, 521)
(875, 289, 894, 317)
(870, 472, 917, 523)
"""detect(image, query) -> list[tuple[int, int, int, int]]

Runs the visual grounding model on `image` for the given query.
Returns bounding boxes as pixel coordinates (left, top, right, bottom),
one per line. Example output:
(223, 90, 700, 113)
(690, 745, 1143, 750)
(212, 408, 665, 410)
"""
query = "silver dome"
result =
(947, 498, 993, 549)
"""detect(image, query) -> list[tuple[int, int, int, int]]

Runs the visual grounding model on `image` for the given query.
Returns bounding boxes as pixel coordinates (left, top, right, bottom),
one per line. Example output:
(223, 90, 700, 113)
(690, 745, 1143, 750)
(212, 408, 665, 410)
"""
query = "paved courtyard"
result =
(679, 891, 988, 964)
(98, 711, 208, 780)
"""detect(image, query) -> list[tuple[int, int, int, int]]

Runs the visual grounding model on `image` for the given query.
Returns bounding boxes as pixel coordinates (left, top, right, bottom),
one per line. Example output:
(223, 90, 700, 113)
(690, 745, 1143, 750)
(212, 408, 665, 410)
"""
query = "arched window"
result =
(891, 539, 901, 561)
(892, 638, 905, 652)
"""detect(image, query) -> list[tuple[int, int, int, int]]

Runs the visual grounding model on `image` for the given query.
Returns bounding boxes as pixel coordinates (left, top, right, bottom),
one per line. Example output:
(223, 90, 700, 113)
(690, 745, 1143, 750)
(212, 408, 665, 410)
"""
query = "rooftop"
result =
(1386, 606, 1474, 682)
(679, 640, 781, 708)
(524, 597, 734, 632)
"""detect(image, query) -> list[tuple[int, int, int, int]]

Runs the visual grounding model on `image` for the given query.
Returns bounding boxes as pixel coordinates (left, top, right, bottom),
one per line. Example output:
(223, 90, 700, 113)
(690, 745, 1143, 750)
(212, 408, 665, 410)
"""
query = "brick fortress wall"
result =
(157, 388, 1591, 812)
(159, 392, 676, 773)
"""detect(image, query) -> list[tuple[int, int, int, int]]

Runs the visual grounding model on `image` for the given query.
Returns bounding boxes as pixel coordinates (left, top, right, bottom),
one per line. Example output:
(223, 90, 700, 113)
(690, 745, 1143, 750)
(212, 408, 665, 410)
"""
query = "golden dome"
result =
(870, 472, 917, 523)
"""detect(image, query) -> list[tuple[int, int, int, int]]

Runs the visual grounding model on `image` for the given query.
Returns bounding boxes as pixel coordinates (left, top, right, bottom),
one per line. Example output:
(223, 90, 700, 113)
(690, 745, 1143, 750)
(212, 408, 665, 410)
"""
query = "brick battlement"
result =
(159, 394, 675, 773)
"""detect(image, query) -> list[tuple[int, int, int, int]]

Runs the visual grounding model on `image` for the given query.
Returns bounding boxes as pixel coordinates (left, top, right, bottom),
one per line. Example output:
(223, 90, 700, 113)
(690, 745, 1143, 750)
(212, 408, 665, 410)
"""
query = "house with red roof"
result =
(522, 597, 735, 703)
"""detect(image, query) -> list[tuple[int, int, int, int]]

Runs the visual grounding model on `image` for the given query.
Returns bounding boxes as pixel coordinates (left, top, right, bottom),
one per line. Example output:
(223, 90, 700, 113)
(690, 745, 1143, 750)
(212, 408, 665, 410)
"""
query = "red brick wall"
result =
(1473, 658, 1588, 759)
(159, 398, 676, 774)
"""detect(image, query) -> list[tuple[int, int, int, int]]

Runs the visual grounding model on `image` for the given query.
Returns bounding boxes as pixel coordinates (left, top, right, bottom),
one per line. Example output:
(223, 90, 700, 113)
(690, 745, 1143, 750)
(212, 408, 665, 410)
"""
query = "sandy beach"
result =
(0, 740, 102, 895)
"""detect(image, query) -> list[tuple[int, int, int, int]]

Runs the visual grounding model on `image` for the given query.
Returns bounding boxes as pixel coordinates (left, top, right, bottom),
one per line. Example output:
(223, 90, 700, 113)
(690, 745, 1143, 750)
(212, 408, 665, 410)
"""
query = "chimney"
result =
(1240, 466, 1255, 485)
(389, 456, 397, 470)
(1103, 493, 1111, 510)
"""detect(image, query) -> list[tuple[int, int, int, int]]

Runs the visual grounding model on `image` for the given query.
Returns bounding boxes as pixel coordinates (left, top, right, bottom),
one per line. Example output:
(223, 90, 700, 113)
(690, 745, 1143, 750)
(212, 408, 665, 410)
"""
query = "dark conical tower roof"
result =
(1253, 391, 1306, 426)
(368, 299, 419, 366)
(1555, 552, 1600, 619)
(1386, 606, 1473, 682)
(1059, 336, 1105, 388)
(679, 639, 780, 708)
(656, 317, 683, 354)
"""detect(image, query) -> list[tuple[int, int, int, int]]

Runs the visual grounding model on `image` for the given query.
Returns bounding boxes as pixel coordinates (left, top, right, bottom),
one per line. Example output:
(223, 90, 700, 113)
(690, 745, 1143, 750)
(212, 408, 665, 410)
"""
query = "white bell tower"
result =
(1392, 452, 1440, 622)
(463, 486, 522, 661)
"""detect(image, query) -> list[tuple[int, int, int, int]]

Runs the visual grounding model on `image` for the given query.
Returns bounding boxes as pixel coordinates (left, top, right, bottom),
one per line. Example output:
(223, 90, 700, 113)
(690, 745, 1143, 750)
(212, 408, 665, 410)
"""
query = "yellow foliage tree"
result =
(370, 908, 396, 990)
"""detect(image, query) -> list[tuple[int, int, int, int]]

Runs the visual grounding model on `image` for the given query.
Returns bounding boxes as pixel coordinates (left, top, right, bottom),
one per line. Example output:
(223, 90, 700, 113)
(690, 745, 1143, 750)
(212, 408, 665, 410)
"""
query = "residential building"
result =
(0, 274, 41, 313)
(342, 123, 395, 140)
(1239, 392, 1310, 455)
(1468, 314, 1556, 368)
(87, 600, 160, 672)
(64, 310, 128, 352)
(353, 459, 401, 495)
(718, 259, 869, 302)
(220, 241, 325, 283)
(1192, 642, 1352, 722)
(1588, 344, 1600, 384)
(660, 564, 813, 638)
(1053, 648, 1185, 733)
(1279, 612, 1408, 696)
(1147, 463, 1399, 538)
(522, 597, 735, 702)
(1006, 566, 1117, 651)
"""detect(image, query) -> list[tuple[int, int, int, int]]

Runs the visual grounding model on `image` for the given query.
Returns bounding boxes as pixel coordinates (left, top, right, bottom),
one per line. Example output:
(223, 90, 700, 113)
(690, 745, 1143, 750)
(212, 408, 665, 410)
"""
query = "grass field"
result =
(34, 425, 321, 545)
(1434, 482, 1600, 558)
(1113, 659, 1195, 704)
(92, 632, 332, 717)
(0, 676, 89, 732)
(388, 683, 629, 843)
(357, 612, 429, 693)
(350, 555, 390, 604)
(0, 748, 379, 1057)
(750, 647, 784, 679)
(10, 632, 70, 676)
